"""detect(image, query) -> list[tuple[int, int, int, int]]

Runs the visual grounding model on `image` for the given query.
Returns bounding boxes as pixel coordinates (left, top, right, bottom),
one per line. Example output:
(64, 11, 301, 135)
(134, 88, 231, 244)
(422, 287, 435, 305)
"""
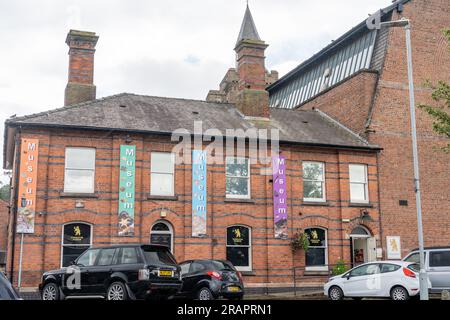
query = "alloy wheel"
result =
(198, 288, 212, 300)
(42, 284, 57, 300)
(107, 283, 125, 300)
(391, 287, 408, 301)
(329, 287, 343, 300)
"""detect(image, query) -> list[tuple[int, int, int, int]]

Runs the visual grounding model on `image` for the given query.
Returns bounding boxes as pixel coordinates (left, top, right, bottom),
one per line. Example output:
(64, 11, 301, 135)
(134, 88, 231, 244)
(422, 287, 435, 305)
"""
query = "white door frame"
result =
(350, 226, 372, 265)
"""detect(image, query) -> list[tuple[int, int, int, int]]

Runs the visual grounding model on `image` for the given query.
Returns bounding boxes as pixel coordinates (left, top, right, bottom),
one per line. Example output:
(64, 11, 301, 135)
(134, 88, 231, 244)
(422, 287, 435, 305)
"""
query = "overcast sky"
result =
(0, 0, 389, 182)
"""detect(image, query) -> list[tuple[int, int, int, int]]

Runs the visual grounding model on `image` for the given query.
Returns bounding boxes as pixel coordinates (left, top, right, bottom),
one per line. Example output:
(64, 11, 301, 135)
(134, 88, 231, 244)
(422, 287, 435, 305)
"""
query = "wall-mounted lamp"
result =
(359, 209, 373, 224)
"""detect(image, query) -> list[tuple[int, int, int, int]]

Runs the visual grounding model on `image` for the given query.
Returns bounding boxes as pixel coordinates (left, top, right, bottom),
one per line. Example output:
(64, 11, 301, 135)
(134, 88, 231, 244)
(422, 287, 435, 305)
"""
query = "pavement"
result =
(246, 290, 326, 300)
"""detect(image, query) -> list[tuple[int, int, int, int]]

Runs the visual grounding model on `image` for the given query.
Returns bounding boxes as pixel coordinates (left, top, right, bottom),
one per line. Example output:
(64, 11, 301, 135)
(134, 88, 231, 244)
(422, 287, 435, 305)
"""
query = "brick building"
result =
(267, 0, 450, 256)
(2, 5, 384, 291)
(0, 199, 9, 271)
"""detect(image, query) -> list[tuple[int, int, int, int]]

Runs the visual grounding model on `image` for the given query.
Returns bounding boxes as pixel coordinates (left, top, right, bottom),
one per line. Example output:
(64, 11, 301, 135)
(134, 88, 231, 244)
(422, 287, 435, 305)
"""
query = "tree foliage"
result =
(418, 29, 450, 152)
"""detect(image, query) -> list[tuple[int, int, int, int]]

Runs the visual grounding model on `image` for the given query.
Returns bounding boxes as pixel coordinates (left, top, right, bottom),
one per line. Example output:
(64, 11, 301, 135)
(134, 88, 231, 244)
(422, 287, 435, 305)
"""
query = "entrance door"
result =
(150, 221, 173, 252)
(350, 226, 375, 266)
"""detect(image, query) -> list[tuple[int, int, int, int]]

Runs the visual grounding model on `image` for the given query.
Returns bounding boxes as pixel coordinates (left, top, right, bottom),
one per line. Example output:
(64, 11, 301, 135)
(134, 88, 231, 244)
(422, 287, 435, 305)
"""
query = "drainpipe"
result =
(375, 151, 384, 257)
(9, 129, 22, 284)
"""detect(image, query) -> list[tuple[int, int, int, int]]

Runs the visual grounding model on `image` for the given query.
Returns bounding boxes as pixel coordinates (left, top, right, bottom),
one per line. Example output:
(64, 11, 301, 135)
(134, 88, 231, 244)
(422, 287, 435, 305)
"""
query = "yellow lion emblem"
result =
(74, 226, 81, 237)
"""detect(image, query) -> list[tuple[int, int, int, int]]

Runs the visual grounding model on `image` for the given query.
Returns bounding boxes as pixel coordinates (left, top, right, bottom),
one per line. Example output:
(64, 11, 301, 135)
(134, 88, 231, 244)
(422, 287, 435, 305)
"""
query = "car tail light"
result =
(138, 269, 150, 280)
(207, 271, 222, 280)
(403, 267, 416, 278)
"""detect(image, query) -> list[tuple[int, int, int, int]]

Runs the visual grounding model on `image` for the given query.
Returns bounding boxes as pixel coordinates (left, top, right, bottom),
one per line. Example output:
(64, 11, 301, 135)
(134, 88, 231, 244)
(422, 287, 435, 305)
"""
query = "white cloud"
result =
(0, 0, 390, 181)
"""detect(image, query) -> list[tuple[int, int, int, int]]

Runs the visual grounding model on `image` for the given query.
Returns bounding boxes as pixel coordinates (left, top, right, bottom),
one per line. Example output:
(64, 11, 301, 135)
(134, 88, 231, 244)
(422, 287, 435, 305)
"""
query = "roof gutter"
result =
(5, 121, 382, 151)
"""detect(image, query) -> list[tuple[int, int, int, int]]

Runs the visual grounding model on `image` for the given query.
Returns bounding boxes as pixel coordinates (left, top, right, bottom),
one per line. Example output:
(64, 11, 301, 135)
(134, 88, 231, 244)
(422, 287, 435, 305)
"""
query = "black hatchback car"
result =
(39, 244, 182, 300)
(177, 260, 244, 300)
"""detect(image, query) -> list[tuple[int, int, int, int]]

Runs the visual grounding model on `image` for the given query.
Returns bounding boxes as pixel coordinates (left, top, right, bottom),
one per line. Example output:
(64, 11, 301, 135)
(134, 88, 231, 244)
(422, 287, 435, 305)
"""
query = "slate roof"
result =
(5, 93, 378, 150)
(236, 5, 261, 46)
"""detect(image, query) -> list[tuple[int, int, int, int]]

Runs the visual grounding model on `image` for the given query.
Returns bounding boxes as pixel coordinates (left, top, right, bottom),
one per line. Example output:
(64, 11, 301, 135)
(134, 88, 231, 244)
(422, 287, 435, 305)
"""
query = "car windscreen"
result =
(407, 263, 420, 273)
(142, 247, 176, 265)
(208, 260, 236, 271)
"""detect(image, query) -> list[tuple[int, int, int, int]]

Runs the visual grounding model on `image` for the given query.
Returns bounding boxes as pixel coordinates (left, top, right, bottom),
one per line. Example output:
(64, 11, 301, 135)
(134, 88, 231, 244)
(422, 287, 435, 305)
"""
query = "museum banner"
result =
(192, 150, 207, 237)
(273, 155, 288, 239)
(118, 145, 136, 236)
(16, 138, 39, 234)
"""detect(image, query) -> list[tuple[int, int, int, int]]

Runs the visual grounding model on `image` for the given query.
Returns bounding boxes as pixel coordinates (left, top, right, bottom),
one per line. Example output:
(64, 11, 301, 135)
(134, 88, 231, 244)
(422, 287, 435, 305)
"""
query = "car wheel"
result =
(42, 283, 60, 301)
(328, 286, 344, 301)
(197, 287, 214, 300)
(390, 286, 409, 301)
(107, 282, 128, 301)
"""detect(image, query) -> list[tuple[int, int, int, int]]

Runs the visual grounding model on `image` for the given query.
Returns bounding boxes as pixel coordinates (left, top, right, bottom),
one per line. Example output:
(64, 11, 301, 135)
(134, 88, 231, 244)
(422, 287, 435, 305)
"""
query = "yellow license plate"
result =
(159, 270, 173, 277)
(228, 286, 240, 292)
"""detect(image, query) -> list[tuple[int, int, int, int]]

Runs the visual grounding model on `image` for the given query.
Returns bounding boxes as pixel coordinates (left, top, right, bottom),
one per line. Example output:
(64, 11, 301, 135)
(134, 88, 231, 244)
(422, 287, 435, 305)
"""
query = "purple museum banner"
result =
(273, 155, 288, 239)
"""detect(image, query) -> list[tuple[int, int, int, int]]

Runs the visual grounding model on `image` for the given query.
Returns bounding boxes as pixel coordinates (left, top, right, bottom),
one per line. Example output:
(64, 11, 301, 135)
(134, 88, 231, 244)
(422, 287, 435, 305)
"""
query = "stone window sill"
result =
(224, 198, 255, 204)
(240, 271, 256, 276)
(147, 195, 179, 201)
(349, 202, 373, 208)
(302, 201, 329, 206)
(59, 192, 98, 198)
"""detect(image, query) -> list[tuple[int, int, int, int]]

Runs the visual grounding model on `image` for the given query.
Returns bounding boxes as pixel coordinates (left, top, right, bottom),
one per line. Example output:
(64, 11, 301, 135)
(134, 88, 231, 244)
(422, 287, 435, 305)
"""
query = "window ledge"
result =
(302, 201, 329, 206)
(147, 195, 179, 201)
(240, 271, 256, 276)
(224, 198, 255, 204)
(349, 202, 373, 208)
(304, 270, 330, 276)
(59, 192, 98, 198)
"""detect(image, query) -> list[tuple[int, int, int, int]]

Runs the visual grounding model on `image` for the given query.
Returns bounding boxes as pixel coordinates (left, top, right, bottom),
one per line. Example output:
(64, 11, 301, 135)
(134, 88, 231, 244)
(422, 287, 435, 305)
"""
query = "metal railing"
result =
(292, 263, 354, 296)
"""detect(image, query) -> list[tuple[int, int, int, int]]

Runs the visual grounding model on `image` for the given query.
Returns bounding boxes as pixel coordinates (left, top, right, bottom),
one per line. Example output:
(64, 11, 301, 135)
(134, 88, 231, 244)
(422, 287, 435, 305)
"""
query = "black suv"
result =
(39, 244, 182, 300)
(177, 260, 244, 300)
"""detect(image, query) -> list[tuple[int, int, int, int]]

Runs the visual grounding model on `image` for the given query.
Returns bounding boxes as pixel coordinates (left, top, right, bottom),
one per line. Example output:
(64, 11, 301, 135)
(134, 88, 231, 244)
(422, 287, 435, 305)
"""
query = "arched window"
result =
(150, 220, 173, 252)
(226, 225, 252, 271)
(61, 222, 92, 267)
(305, 227, 328, 271)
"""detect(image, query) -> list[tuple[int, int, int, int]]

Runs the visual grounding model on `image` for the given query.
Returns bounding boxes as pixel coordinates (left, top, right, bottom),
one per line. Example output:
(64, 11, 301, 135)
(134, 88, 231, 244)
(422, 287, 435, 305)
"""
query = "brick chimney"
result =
(234, 5, 270, 118)
(64, 30, 99, 106)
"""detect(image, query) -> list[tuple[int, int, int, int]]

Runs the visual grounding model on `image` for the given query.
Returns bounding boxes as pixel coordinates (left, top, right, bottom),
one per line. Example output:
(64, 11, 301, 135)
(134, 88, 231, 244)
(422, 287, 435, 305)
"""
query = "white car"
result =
(324, 261, 428, 300)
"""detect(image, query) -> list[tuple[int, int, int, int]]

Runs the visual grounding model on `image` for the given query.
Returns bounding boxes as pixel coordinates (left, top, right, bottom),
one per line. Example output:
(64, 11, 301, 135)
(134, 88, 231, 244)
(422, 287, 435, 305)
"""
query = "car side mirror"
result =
(346, 274, 351, 280)
(69, 260, 76, 266)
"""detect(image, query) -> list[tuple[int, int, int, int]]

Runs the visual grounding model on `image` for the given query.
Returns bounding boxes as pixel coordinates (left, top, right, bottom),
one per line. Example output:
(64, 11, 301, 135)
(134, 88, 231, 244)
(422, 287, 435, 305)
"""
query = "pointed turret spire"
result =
(236, 4, 261, 47)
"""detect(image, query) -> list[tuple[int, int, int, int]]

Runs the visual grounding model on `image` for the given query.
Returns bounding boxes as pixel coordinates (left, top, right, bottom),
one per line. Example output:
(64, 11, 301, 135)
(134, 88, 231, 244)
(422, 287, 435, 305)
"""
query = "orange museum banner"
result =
(16, 138, 39, 234)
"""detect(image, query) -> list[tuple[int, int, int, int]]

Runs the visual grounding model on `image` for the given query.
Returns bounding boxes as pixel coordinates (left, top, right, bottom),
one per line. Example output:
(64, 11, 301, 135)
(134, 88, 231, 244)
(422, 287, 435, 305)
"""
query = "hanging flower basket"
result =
(290, 232, 310, 252)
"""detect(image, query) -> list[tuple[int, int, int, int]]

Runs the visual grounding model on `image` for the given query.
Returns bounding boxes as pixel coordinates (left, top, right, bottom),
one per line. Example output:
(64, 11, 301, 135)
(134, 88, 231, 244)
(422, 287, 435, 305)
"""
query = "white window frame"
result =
(150, 220, 174, 253)
(60, 222, 93, 268)
(302, 161, 326, 202)
(304, 227, 328, 271)
(226, 225, 252, 272)
(150, 152, 175, 196)
(225, 157, 251, 199)
(64, 147, 96, 193)
(349, 164, 369, 203)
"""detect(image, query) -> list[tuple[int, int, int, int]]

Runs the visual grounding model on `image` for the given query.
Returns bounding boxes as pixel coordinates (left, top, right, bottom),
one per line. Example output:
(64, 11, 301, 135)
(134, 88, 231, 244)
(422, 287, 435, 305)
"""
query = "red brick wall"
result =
(368, 0, 450, 255)
(301, 70, 379, 136)
(8, 128, 379, 288)
(298, 0, 450, 258)
(0, 199, 9, 252)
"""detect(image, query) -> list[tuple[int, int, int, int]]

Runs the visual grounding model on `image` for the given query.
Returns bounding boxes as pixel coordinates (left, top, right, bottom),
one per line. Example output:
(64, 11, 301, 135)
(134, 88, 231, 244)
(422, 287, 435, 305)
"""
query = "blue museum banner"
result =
(192, 150, 207, 237)
(118, 145, 136, 236)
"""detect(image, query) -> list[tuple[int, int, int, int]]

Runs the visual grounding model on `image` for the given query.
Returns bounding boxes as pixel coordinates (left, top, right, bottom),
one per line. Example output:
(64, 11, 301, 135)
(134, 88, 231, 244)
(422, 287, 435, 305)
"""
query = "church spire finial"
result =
(235, 3, 261, 47)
